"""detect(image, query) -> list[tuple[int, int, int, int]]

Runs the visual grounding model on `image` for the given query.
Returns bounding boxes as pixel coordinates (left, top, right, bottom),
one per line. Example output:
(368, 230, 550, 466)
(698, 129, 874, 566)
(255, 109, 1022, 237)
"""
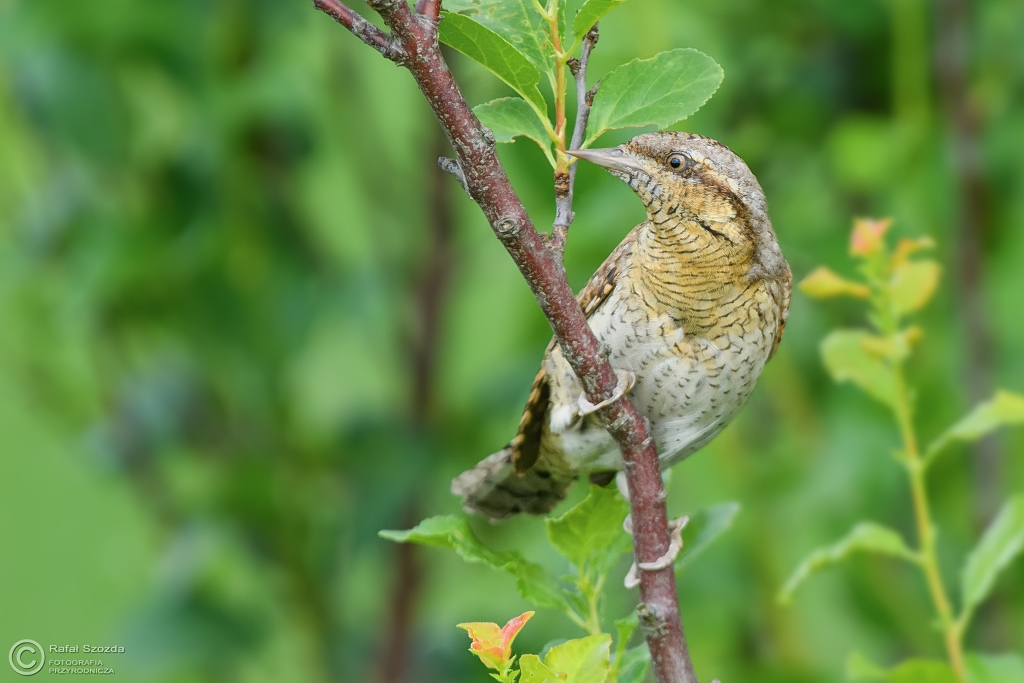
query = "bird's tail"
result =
(451, 447, 575, 520)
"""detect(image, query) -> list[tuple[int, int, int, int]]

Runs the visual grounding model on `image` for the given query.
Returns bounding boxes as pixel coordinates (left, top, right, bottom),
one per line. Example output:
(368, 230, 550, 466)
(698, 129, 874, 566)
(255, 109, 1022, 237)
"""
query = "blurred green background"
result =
(1, 0, 1022, 681)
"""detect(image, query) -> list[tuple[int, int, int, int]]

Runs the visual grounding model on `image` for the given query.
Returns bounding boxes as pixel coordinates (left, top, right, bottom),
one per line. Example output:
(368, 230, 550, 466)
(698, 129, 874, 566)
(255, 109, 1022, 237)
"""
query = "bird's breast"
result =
(547, 271, 780, 470)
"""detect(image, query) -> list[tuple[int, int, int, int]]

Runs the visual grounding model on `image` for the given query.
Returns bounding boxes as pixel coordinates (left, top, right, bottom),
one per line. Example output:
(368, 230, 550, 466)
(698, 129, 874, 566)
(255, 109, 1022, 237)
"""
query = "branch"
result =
(313, 0, 404, 60)
(320, 7, 698, 683)
(414, 0, 442, 20)
(379, 125, 456, 683)
(551, 24, 599, 260)
(936, 0, 1000, 528)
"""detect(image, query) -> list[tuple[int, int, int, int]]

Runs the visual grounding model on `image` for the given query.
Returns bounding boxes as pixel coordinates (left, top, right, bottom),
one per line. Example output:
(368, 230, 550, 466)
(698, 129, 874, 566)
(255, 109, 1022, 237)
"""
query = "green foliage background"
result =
(0, 0, 1022, 682)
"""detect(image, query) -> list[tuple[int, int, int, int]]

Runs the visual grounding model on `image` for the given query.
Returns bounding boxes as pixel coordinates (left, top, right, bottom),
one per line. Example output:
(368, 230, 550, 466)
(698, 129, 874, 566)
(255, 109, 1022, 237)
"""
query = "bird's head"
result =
(569, 132, 787, 279)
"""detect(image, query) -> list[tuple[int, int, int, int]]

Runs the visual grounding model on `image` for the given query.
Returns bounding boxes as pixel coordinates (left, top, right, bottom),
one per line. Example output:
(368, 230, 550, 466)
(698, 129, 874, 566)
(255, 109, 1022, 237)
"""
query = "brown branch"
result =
(314, 0, 404, 59)
(414, 0, 441, 20)
(319, 5, 698, 682)
(378, 516, 422, 682)
(936, 0, 1000, 529)
(411, 131, 456, 427)
(378, 125, 456, 683)
(551, 24, 600, 260)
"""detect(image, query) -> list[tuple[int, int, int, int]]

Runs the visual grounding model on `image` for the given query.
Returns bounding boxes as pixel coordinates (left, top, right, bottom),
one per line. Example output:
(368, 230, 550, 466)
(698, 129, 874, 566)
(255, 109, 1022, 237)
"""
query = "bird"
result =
(452, 132, 791, 520)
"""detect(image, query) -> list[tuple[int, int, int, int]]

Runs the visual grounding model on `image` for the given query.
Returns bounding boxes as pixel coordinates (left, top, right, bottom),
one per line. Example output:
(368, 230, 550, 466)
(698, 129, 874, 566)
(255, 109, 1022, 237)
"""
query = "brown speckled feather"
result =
(511, 237, 635, 473)
(768, 267, 792, 360)
(510, 365, 550, 472)
(577, 237, 632, 317)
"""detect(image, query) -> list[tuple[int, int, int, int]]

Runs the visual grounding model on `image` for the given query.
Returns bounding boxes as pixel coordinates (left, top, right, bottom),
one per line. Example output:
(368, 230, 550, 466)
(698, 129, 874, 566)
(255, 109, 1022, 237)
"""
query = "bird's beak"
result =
(567, 146, 644, 174)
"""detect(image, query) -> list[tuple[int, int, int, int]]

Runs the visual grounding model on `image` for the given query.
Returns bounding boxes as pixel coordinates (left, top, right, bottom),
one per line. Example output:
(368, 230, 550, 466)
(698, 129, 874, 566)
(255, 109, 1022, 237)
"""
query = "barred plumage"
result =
(452, 133, 791, 519)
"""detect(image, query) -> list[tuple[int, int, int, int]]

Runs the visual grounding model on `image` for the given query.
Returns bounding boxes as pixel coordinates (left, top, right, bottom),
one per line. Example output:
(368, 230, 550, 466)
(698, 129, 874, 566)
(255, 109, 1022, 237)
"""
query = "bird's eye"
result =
(667, 154, 690, 170)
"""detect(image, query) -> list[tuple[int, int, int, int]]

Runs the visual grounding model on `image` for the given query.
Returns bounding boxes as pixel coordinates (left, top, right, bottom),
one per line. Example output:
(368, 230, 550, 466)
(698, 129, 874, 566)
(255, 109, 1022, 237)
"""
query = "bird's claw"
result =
(577, 370, 636, 417)
(623, 515, 689, 589)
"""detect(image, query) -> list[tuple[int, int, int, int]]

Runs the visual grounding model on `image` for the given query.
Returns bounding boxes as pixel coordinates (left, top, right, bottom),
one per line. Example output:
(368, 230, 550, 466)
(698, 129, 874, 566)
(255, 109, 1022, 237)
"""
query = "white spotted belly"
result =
(541, 292, 771, 473)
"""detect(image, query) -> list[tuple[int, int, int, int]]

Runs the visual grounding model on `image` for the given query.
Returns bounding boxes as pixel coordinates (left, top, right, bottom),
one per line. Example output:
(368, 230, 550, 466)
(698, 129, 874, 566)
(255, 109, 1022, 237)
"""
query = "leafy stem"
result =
(579, 572, 606, 635)
(867, 247, 966, 681)
(495, 658, 519, 683)
(891, 362, 966, 681)
(544, 0, 569, 173)
(549, 20, 599, 258)
(793, 211, 1024, 681)
(560, 591, 603, 635)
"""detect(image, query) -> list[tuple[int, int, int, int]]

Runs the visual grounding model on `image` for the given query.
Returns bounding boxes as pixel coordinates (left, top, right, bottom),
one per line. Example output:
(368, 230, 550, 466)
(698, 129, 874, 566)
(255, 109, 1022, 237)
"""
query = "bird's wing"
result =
(577, 234, 632, 317)
(767, 264, 793, 361)
(511, 231, 638, 473)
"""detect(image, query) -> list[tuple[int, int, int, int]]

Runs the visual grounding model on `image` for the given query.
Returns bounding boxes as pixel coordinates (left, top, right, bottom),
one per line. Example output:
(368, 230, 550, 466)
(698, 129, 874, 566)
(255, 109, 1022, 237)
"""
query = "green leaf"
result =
(585, 48, 723, 146)
(572, 0, 628, 39)
(800, 266, 871, 299)
(847, 651, 890, 681)
(854, 326, 922, 363)
(443, 0, 555, 73)
(887, 660, 959, 683)
(889, 259, 941, 317)
(928, 391, 1024, 459)
(820, 329, 899, 409)
(544, 634, 612, 683)
(615, 645, 650, 683)
(960, 495, 1024, 623)
(519, 654, 562, 683)
(609, 613, 639, 683)
(546, 486, 631, 577)
(847, 655, 960, 683)
(778, 522, 918, 604)
(966, 652, 1024, 683)
(473, 97, 554, 163)
(675, 502, 740, 571)
(613, 611, 638, 646)
(517, 559, 574, 610)
(438, 12, 547, 112)
(379, 516, 567, 610)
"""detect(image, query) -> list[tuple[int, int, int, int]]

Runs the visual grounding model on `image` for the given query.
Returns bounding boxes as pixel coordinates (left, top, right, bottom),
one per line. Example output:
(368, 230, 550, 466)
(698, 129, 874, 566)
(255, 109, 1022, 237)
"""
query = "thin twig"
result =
(313, 0, 404, 60)
(320, 7, 698, 682)
(550, 24, 599, 260)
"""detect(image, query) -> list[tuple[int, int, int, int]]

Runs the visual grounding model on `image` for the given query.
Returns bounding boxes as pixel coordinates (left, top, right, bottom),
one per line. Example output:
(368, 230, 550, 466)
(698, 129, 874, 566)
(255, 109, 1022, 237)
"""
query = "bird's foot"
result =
(623, 515, 689, 589)
(577, 369, 636, 417)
